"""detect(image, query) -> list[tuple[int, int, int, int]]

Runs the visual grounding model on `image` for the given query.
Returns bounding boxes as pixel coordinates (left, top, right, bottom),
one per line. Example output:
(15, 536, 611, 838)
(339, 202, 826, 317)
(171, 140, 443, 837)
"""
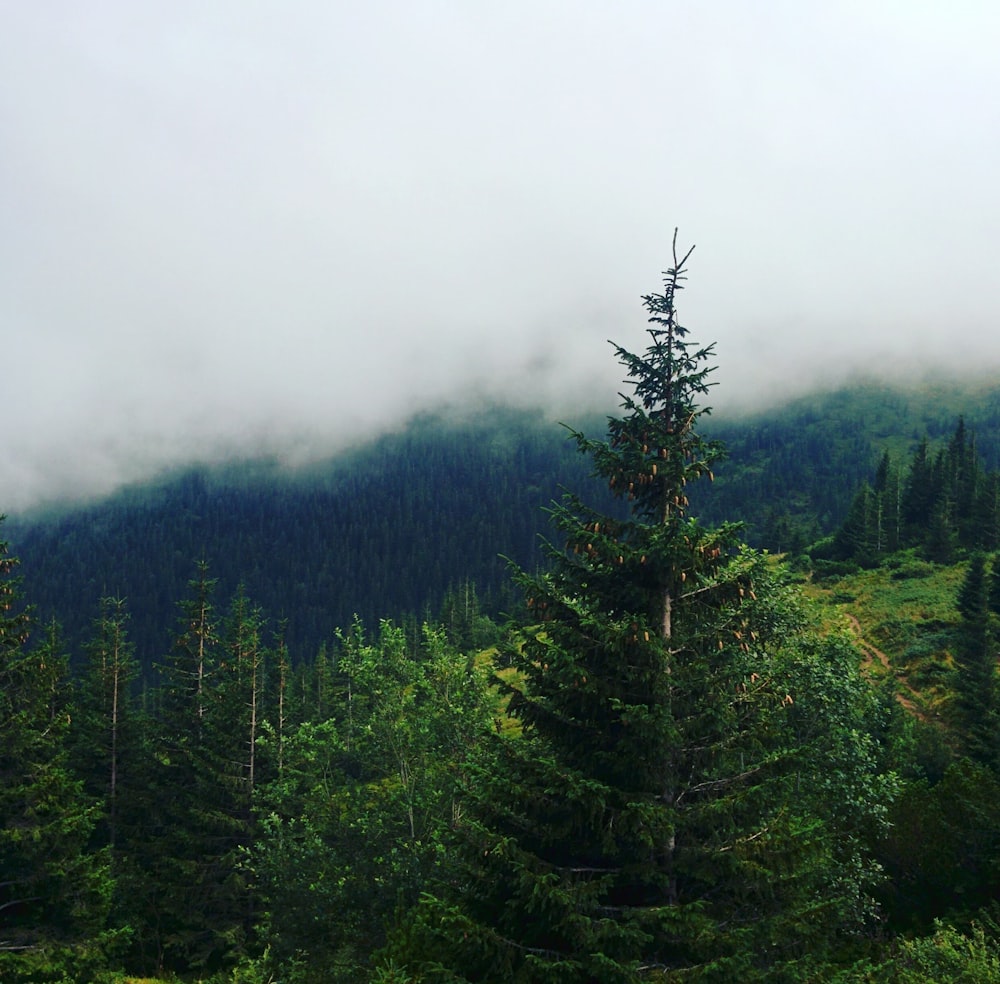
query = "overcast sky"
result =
(3, 2, 1000, 512)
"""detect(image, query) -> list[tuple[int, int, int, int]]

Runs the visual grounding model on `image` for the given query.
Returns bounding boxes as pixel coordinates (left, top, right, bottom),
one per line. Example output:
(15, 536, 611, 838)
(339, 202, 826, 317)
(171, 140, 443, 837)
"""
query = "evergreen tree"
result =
(128, 563, 249, 974)
(944, 416, 981, 545)
(874, 450, 902, 554)
(385, 240, 889, 981)
(212, 585, 270, 954)
(973, 472, 1000, 551)
(0, 530, 112, 973)
(833, 482, 877, 564)
(902, 437, 935, 541)
(954, 554, 998, 766)
(269, 621, 292, 776)
(71, 597, 140, 855)
(990, 551, 1000, 618)
(925, 498, 957, 565)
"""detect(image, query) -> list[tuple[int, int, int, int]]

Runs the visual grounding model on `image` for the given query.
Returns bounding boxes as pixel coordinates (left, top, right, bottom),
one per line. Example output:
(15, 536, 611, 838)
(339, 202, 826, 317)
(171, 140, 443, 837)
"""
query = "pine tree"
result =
(385, 239, 888, 981)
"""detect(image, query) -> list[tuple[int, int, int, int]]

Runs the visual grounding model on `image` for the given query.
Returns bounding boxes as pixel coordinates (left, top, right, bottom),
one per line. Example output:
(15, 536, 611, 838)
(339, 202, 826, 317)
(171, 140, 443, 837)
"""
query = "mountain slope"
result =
(5, 407, 619, 663)
(7, 376, 1000, 668)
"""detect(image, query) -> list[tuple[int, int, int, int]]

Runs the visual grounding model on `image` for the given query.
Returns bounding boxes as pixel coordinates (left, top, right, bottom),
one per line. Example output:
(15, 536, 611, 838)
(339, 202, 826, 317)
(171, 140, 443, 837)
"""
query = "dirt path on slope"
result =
(844, 612, 924, 719)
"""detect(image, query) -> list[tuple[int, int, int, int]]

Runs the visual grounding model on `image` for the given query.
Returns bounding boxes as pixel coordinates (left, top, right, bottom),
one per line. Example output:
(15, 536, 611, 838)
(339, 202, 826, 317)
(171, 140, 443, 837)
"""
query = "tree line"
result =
(822, 415, 1000, 569)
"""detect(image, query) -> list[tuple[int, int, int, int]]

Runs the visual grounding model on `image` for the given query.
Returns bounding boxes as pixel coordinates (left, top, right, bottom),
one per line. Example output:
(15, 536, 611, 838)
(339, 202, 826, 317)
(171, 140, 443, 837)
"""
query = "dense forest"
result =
(5, 254, 1000, 981)
(4, 407, 626, 667)
(11, 377, 1000, 673)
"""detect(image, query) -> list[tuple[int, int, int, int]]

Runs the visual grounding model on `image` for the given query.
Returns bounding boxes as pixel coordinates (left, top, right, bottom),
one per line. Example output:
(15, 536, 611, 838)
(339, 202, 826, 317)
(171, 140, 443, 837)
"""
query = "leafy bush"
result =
(814, 558, 863, 580)
(890, 560, 936, 581)
(890, 921, 1000, 982)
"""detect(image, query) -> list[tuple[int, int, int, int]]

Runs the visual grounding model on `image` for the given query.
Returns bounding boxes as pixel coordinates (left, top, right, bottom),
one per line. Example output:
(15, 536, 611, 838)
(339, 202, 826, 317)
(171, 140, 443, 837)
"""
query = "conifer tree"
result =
(874, 450, 901, 553)
(954, 553, 998, 766)
(902, 437, 935, 542)
(974, 473, 1000, 552)
(944, 416, 981, 545)
(130, 563, 249, 974)
(989, 551, 1000, 618)
(832, 482, 877, 564)
(0, 531, 112, 970)
(72, 597, 140, 855)
(386, 238, 888, 981)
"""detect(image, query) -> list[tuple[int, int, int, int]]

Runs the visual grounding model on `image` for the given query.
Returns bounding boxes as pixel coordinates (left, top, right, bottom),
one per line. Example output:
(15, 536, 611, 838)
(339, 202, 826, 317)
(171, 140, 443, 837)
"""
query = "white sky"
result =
(3, 1, 1000, 511)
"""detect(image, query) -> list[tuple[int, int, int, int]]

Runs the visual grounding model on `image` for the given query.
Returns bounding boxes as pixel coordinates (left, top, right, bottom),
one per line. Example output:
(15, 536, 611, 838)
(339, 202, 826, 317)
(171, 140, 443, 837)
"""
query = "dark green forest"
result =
(6, 252, 1000, 981)
(6, 407, 625, 667)
(11, 377, 1000, 673)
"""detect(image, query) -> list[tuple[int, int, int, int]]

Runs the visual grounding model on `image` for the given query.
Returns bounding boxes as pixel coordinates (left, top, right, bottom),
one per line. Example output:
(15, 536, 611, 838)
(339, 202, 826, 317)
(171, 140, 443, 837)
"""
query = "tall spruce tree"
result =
(0, 530, 112, 973)
(385, 239, 888, 982)
(71, 597, 140, 855)
(902, 437, 935, 542)
(132, 563, 250, 974)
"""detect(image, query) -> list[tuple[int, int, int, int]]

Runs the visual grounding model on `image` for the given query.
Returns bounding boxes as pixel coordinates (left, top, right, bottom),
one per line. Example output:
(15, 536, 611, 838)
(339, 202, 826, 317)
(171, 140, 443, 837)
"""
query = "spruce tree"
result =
(72, 597, 140, 855)
(385, 239, 888, 981)
(130, 563, 252, 974)
(874, 450, 901, 554)
(832, 482, 877, 564)
(954, 553, 998, 766)
(902, 437, 935, 543)
(0, 530, 112, 971)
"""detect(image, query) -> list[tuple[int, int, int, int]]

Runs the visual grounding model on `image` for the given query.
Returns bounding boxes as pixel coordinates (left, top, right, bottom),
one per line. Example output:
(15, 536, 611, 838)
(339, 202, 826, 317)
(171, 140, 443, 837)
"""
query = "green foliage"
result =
(953, 555, 999, 765)
(879, 760, 1000, 930)
(250, 620, 495, 982)
(830, 415, 1000, 567)
(889, 921, 1000, 982)
(9, 288, 1000, 980)
(120, 568, 272, 975)
(70, 597, 142, 854)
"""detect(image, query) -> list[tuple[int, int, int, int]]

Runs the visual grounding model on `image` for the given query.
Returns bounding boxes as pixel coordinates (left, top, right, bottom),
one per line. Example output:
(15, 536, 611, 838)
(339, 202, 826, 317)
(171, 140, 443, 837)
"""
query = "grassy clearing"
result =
(803, 552, 965, 717)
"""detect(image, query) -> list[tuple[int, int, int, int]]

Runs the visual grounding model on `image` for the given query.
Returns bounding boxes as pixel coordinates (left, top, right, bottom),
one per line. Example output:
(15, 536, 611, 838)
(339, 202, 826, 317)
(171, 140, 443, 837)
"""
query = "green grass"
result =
(803, 551, 966, 717)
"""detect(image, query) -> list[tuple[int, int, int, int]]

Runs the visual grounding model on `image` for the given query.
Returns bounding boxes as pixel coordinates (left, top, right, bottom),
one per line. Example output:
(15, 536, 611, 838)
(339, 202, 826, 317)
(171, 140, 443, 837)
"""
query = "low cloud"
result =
(4, 2, 1000, 513)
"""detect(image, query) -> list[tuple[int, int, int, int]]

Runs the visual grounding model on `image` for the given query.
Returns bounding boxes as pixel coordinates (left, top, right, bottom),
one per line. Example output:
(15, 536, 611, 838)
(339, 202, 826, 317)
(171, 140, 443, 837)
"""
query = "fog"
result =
(4, 2, 1000, 512)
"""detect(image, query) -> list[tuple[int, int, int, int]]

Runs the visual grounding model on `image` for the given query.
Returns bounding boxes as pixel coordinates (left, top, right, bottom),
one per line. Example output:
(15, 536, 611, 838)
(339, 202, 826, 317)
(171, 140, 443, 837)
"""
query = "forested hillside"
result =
(699, 375, 1000, 550)
(5, 407, 620, 666)
(6, 248, 1000, 981)
(9, 375, 1000, 669)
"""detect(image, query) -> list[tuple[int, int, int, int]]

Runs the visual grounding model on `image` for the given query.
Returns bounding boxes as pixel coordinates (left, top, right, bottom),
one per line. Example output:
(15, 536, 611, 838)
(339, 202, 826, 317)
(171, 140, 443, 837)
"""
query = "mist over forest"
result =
(6, 2, 1000, 980)
(6, 3, 1000, 514)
